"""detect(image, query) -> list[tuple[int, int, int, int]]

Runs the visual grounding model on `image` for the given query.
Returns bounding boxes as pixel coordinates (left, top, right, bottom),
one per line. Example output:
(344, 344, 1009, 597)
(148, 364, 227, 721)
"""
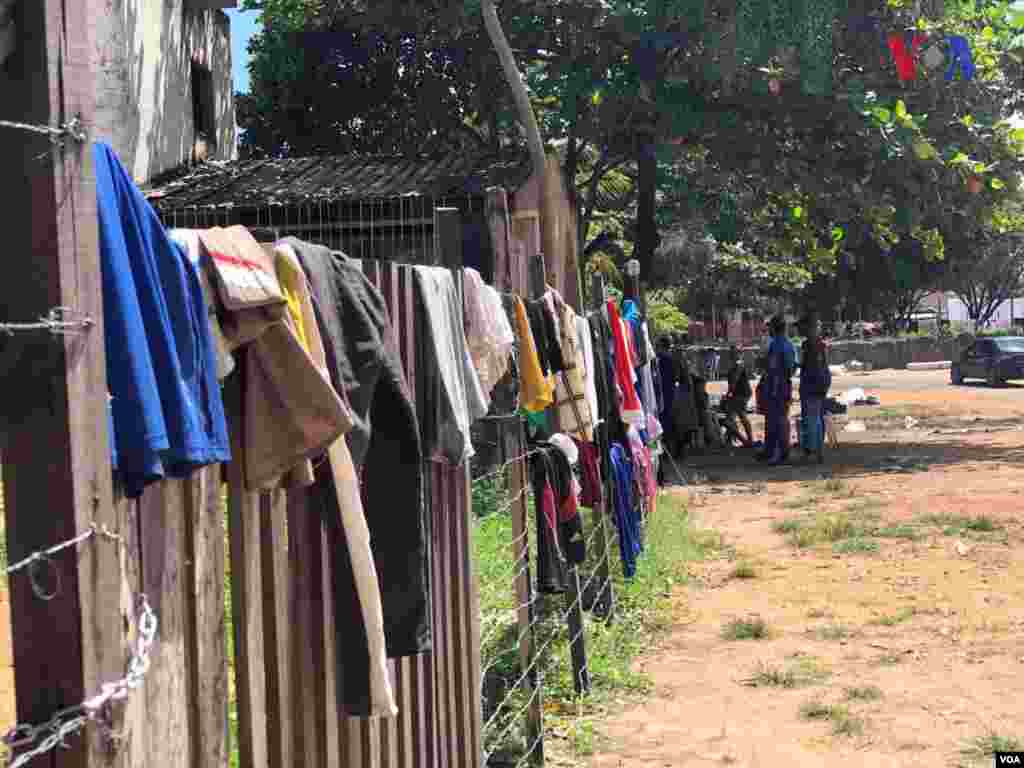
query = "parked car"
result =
(951, 336, 1024, 387)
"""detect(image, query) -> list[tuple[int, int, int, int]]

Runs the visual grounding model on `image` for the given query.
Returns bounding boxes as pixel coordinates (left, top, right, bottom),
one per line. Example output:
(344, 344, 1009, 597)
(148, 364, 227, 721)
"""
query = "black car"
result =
(951, 336, 1024, 387)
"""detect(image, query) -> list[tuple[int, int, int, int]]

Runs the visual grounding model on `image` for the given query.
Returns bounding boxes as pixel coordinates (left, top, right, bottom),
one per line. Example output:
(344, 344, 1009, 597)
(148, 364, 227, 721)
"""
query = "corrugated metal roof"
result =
(144, 151, 533, 210)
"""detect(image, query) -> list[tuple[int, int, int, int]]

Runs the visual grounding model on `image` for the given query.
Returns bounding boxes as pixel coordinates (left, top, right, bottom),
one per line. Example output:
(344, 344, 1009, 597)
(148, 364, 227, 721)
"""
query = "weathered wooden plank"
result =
(224, 371, 269, 768)
(117, 494, 148, 768)
(260, 489, 292, 768)
(287, 490, 327, 768)
(436, 467, 456, 768)
(320, 514, 340, 768)
(185, 467, 230, 768)
(138, 480, 193, 767)
(508, 432, 543, 766)
(0, 0, 125, 762)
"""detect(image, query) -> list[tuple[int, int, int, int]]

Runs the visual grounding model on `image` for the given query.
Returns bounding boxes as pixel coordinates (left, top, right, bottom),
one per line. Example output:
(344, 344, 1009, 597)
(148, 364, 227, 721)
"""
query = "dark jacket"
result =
(799, 338, 831, 398)
(286, 239, 430, 712)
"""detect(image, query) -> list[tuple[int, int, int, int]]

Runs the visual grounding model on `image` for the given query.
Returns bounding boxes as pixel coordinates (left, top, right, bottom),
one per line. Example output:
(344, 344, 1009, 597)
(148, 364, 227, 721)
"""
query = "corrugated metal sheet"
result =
(144, 152, 532, 210)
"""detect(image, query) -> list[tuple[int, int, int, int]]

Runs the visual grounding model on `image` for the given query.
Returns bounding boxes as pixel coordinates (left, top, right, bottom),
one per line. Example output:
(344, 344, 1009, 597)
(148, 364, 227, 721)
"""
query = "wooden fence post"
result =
(588, 273, 615, 621)
(436, 206, 484, 766)
(507, 420, 543, 765)
(0, 0, 128, 766)
(530, 252, 590, 696)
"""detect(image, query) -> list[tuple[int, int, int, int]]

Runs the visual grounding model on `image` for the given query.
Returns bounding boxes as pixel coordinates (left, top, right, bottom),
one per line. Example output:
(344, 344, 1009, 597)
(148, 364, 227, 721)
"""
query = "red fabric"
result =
(888, 33, 924, 81)
(540, 480, 558, 537)
(607, 300, 643, 421)
(558, 483, 579, 524)
(574, 438, 603, 508)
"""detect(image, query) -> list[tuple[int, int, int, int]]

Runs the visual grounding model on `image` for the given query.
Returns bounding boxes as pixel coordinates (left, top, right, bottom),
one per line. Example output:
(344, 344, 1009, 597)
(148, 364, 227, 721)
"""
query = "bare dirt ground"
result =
(590, 370, 1024, 768)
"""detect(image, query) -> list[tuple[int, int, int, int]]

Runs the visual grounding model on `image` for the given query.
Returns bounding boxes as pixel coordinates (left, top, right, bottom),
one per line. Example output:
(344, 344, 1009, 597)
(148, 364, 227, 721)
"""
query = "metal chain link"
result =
(2, 595, 157, 768)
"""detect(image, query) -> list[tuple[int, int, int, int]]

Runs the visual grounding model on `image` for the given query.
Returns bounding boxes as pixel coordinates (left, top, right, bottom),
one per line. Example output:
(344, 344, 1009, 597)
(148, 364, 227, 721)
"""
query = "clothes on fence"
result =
(167, 229, 235, 381)
(484, 293, 522, 417)
(573, 437, 603, 508)
(95, 142, 231, 498)
(412, 266, 487, 464)
(550, 291, 594, 442)
(628, 426, 657, 510)
(548, 432, 579, 467)
(609, 442, 642, 578)
(285, 238, 431, 662)
(531, 449, 568, 594)
(576, 314, 600, 428)
(463, 270, 515, 400)
(656, 350, 677, 441)
(512, 296, 554, 413)
(203, 228, 350, 492)
(546, 446, 585, 565)
(527, 298, 566, 376)
(607, 299, 644, 428)
(588, 312, 615, 424)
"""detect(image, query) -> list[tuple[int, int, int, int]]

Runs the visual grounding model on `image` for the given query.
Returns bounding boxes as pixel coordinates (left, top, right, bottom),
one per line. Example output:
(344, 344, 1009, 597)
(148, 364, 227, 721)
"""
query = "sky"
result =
(226, 7, 259, 94)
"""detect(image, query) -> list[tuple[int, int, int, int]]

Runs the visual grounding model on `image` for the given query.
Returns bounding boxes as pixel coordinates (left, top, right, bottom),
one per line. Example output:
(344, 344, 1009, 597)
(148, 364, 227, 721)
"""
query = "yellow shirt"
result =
(514, 296, 554, 413)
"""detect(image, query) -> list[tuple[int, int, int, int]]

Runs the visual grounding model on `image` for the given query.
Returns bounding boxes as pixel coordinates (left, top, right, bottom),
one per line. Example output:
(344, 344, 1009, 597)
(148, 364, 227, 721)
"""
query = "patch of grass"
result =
(870, 607, 917, 626)
(845, 685, 883, 701)
(814, 623, 855, 641)
(844, 498, 883, 517)
(820, 477, 849, 495)
(920, 513, 1002, 537)
(722, 615, 771, 640)
(474, 490, 711, 758)
(781, 496, 817, 511)
(960, 733, 1023, 762)
(743, 656, 828, 688)
(875, 524, 919, 540)
(873, 653, 903, 666)
(799, 700, 863, 737)
(833, 537, 880, 555)
(731, 561, 757, 579)
(773, 516, 804, 533)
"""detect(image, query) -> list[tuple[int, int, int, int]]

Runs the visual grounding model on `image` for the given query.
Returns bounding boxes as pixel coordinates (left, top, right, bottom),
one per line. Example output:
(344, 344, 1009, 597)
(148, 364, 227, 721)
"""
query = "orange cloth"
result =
(514, 296, 554, 412)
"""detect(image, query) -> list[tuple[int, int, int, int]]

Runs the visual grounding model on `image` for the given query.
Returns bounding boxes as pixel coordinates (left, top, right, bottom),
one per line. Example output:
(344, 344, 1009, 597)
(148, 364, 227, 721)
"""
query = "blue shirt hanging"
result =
(95, 142, 230, 497)
(945, 35, 976, 81)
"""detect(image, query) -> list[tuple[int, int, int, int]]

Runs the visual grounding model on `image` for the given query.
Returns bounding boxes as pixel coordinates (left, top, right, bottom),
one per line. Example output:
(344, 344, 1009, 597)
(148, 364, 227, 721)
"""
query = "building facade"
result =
(94, 0, 236, 183)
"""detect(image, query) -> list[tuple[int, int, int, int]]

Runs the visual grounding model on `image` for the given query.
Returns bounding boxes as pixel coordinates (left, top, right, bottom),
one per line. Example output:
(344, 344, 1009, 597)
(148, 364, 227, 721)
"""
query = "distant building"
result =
(94, 0, 237, 183)
(921, 292, 1024, 330)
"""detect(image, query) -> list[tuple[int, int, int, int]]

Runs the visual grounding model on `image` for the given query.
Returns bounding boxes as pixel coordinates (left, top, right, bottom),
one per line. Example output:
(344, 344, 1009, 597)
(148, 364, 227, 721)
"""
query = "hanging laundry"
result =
(412, 266, 487, 464)
(94, 142, 230, 498)
(512, 296, 554, 413)
(628, 425, 657, 515)
(576, 314, 600, 428)
(572, 437, 603, 508)
(607, 299, 644, 428)
(168, 229, 235, 380)
(550, 291, 594, 442)
(463, 268, 514, 401)
(485, 293, 522, 416)
(526, 297, 566, 376)
(531, 449, 568, 594)
(945, 35, 976, 81)
(284, 239, 431, 667)
(922, 41, 945, 70)
(609, 442, 642, 578)
(588, 312, 615, 424)
(888, 32, 924, 81)
(545, 445, 585, 565)
(202, 227, 351, 491)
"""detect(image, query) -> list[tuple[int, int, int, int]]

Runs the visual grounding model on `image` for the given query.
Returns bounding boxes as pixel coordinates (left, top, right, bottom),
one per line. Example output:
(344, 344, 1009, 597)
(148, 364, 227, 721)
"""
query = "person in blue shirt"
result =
(757, 315, 796, 466)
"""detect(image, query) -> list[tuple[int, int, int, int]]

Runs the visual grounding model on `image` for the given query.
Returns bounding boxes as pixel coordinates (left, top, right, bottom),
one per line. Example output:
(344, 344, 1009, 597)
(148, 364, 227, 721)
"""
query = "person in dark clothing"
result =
(798, 311, 831, 464)
(721, 347, 754, 447)
(655, 336, 677, 484)
(758, 315, 796, 465)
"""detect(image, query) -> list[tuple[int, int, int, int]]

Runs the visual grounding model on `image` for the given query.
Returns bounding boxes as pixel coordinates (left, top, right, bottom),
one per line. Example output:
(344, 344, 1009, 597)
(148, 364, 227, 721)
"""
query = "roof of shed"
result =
(144, 151, 533, 209)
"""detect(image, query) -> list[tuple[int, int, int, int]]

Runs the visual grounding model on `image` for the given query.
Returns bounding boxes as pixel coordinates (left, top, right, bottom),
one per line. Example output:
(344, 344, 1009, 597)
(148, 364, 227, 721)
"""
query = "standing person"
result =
(757, 316, 796, 466)
(655, 336, 677, 481)
(798, 312, 831, 463)
(671, 350, 699, 457)
(722, 347, 754, 447)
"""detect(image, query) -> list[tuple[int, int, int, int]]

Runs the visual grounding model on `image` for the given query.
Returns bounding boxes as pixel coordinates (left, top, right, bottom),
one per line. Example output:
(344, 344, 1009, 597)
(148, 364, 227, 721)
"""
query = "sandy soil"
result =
(589, 371, 1024, 768)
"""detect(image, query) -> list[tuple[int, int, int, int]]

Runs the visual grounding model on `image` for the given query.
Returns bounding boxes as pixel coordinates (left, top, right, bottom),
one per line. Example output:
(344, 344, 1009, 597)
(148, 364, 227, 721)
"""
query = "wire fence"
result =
(472, 439, 660, 768)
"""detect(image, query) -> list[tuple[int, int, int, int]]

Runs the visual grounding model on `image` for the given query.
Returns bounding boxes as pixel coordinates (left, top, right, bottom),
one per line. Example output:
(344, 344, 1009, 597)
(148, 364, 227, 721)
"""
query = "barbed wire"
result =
(471, 450, 541, 488)
(5, 522, 121, 602)
(0, 307, 94, 337)
(2, 594, 157, 768)
(0, 115, 88, 160)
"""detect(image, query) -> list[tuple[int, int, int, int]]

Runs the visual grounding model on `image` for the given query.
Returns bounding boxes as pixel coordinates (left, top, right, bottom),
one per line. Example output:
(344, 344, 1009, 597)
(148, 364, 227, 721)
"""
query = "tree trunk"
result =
(636, 133, 658, 283)
(481, 0, 546, 181)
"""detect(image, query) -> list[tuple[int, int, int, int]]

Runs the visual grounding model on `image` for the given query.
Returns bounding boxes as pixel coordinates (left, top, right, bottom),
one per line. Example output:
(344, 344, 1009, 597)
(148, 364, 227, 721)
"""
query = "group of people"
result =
(654, 312, 832, 472)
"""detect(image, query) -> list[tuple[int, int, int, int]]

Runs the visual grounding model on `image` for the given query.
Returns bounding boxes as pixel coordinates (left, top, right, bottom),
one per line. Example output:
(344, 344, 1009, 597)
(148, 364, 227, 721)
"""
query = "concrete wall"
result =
(94, 0, 235, 184)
